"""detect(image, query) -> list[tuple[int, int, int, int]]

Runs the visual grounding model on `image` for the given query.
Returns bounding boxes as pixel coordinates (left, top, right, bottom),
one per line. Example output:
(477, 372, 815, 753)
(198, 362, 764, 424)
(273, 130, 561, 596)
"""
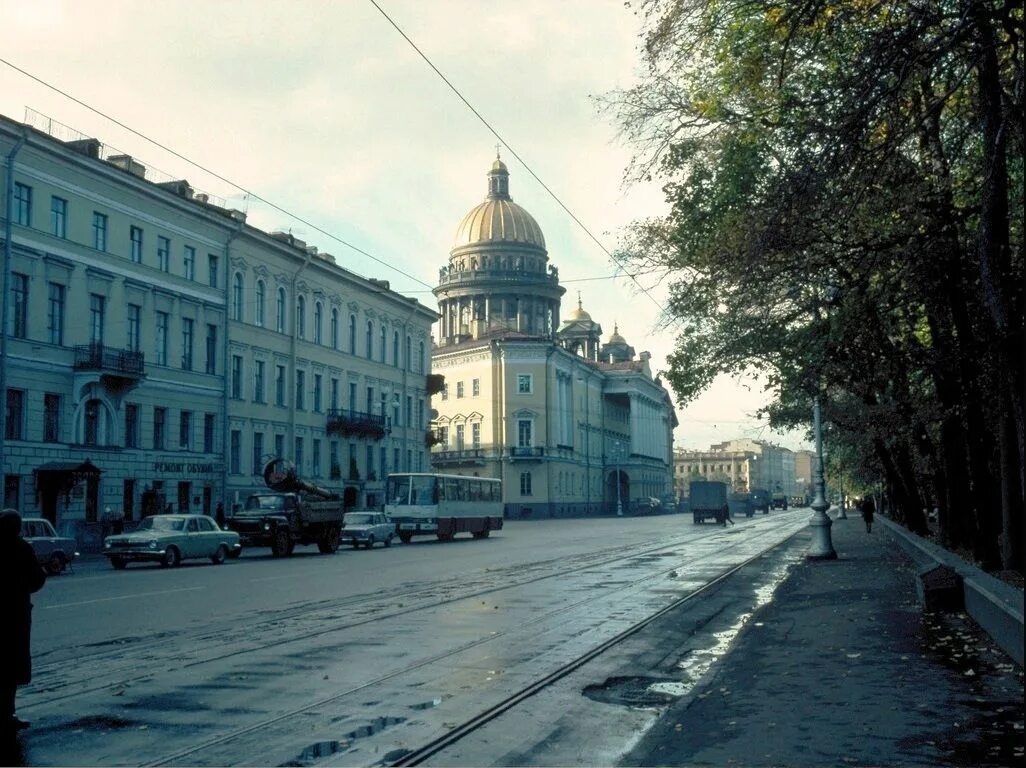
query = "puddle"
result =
(410, 698, 442, 710)
(344, 715, 407, 740)
(283, 740, 345, 766)
(583, 676, 683, 708)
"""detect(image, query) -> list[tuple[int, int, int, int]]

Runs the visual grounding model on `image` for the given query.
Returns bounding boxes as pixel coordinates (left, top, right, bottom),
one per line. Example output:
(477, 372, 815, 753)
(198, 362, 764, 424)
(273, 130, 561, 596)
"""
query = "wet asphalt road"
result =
(13, 511, 810, 766)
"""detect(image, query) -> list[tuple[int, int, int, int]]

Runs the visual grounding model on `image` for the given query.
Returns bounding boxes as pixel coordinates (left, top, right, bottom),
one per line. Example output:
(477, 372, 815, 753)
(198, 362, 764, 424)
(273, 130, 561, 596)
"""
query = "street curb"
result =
(878, 515, 1024, 667)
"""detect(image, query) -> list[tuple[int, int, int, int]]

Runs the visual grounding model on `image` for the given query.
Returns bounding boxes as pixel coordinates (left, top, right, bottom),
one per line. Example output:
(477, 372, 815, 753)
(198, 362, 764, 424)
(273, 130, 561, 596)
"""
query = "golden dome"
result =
(568, 305, 593, 322)
(452, 157, 546, 251)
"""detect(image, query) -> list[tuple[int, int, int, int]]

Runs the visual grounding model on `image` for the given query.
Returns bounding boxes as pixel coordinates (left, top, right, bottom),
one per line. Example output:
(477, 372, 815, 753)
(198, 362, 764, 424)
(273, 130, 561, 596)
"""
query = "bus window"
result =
(387, 475, 412, 505)
(412, 476, 437, 505)
(469, 480, 481, 502)
(444, 477, 461, 501)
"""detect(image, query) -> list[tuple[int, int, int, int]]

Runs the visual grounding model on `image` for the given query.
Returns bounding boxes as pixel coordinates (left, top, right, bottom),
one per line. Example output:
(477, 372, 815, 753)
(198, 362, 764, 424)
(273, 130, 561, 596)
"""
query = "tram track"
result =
(25, 521, 760, 709)
(132, 515, 808, 767)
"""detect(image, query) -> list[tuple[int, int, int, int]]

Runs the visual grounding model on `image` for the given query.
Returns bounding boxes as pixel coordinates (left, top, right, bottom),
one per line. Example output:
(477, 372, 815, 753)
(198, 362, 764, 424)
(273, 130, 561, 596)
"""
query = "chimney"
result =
(64, 138, 101, 159)
(228, 209, 247, 223)
(107, 154, 146, 178)
(156, 179, 194, 199)
(194, 193, 209, 204)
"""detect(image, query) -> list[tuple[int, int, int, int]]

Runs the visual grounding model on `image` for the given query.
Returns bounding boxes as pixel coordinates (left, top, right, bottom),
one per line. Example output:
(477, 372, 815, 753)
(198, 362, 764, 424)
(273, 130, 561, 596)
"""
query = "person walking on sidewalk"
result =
(0, 509, 47, 734)
(861, 495, 875, 533)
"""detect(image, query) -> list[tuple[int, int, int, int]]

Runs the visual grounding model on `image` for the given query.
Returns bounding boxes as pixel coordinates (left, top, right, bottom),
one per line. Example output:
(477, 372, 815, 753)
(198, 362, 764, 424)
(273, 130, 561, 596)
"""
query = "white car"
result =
(340, 512, 395, 549)
(22, 517, 79, 575)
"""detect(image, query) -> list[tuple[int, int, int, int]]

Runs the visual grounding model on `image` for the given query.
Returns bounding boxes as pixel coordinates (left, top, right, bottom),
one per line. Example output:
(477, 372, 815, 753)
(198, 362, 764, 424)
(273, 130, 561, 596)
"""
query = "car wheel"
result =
(472, 530, 490, 539)
(111, 556, 128, 570)
(210, 544, 229, 565)
(271, 529, 291, 558)
(384, 534, 393, 547)
(398, 532, 413, 544)
(47, 552, 67, 575)
(162, 546, 181, 568)
(318, 526, 341, 554)
(366, 535, 376, 549)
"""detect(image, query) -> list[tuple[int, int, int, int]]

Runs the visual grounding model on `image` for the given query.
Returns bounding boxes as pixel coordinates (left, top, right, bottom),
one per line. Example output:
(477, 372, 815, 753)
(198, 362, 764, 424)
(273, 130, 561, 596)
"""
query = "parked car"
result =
(21, 517, 78, 575)
(341, 512, 395, 549)
(103, 514, 241, 569)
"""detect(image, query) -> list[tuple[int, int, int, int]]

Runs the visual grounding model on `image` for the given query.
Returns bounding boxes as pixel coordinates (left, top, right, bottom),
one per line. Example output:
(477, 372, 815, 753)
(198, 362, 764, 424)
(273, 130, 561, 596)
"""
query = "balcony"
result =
(326, 409, 387, 440)
(431, 448, 489, 467)
(509, 446, 545, 461)
(73, 344, 145, 392)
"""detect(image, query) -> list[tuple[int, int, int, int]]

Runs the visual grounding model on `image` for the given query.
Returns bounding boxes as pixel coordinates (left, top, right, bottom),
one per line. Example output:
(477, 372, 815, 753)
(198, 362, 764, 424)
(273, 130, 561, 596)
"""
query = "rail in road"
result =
(21, 511, 810, 767)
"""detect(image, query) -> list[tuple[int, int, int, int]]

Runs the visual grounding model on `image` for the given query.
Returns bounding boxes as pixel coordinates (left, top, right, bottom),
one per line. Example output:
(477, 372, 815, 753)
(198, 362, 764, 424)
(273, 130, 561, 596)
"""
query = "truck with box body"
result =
(226, 459, 343, 557)
(689, 481, 729, 524)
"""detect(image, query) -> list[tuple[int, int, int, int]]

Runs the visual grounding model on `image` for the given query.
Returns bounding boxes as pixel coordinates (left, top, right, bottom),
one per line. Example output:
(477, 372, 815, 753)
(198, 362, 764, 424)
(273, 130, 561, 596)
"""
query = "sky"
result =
(0, 0, 810, 452)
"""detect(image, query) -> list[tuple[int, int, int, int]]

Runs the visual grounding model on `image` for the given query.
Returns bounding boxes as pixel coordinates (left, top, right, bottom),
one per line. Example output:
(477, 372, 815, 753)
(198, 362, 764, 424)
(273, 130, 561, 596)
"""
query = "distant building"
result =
(430, 158, 676, 516)
(0, 112, 435, 546)
(675, 439, 799, 496)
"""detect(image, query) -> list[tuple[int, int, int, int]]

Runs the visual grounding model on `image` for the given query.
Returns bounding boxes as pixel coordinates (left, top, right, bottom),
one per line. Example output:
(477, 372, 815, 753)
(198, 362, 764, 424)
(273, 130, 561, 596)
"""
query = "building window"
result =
(331, 308, 339, 349)
(330, 441, 340, 477)
(438, 426, 449, 448)
(520, 472, 532, 496)
(312, 439, 322, 477)
(297, 295, 306, 339)
(155, 311, 169, 366)
(204, 413, 215, 453)
(380, 325, 387, 363)
(255, 280, 265, 327)
(393, 331, 400, 367)
(366, 444, 374, 480)
(130, 226, 143, 263)
(472, 422, 481, 448)
(348, 382, 357, 412)
(153, 407, 166, 450)
(314, 301, 323, 344)
(157, 236, 170, 272)
(365, 320, 373, 359)
(517, 374, 532, 394)
(181, 318, 194, 370)
(472, 378, 480, 396)
(417, 398, 424, 429)
(275, 364, 286, 406)
(230, 430, 242, 474)
(275, 433, 285, 459)
(127, 304, 141, 352)
(455, 423, 465, 450)
(184, 246, 195, 280)
(252, 432, 264, 474)
(296, 370, 306, 410)
(313, 373, 322, 412)
(14, 183, 31, 226)
(4, 390, 24, 440)
(10, 273, 28, 339)
(406, 335, 412, 371)
(208, 254, 219, 287)
(406, 395, 412, 427)
(441, 383, 449, 401)
(232, 273, 244, 321)
(254, 360, 265, 403)
(418, 341, 425, 373)
(331, 378, 340, 410)
(276, 287, 287, 333)
(93, 212, 108, 251)
(125, 403, 139, 448)
(43, 394, 61, 443)
(349, 314, 357, 353)
(517, 419, 533, 447)
(89, 293, 105, 344)
(50, 196, 67, 238)
(205, 324, 217, 374)
(47, 282, 65, 345)
(456, 381, 465, 399)
(295, 437, 305, 472)
(83, 400, 100, 446)
(231, 355, 243, 399)
(179, 410, 192, 449)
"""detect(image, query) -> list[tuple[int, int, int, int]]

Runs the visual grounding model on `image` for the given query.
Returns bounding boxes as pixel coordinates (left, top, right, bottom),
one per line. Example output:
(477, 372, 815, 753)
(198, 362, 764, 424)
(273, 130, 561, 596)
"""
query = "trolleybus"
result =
(384, 473, 503, 543)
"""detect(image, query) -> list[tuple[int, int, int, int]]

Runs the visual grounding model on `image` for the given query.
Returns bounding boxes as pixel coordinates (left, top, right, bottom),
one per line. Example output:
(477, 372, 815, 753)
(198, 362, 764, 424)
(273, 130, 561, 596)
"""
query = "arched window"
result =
(348, 314, 357, 353)
(231, 273, 244, 321)
(314, 301, 323, 345)
(255, 280, 265, 327)
(84, 399, 101, 446)
(380, 325, 386, 363)
(330, 308, 339, 349)
(406, 335, 412, 371)
(276, 287, 287, 333)
(418, 341, 425, 374)
(365, 320, 373, 360)
(393, 331, 400, 367)
(296, 295, 306, 339)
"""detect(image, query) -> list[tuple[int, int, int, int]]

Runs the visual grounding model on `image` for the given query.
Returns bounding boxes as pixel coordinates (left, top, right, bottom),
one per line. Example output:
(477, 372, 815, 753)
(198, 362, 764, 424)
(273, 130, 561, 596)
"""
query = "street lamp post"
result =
(614, 441, 623, 516)
(807, 394, 837, 559)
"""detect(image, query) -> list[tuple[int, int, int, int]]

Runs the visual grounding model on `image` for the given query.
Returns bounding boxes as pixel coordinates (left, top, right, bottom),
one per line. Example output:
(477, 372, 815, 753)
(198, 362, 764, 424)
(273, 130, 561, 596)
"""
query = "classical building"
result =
(674, 438, 799, 497)
(430, 157, 676, 516)
(1, 112, 435, 545)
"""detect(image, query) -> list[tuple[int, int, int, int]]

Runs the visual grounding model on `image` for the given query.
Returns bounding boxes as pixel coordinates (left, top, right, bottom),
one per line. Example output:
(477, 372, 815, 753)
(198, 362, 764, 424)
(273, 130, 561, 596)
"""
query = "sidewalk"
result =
(622, 514, 1025, 767)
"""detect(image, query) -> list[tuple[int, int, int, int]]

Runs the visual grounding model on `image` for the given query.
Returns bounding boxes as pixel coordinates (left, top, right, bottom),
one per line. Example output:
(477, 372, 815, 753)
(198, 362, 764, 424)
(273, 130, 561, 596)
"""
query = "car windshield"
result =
(344, 513, 373, 525)
(245, 495, 286, 511)
(137, 516, 186, 532)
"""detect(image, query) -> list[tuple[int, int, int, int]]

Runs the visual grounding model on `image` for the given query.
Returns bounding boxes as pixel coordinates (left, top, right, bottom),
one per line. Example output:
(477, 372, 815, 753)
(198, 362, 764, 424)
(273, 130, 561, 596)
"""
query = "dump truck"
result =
(226, 459, 343, 557)
(689, 480, 729, 524)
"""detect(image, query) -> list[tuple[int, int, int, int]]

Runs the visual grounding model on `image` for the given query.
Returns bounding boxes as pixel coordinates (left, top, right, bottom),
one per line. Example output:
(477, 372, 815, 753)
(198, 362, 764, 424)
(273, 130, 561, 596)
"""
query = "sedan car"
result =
(21, 517, 79, 575)
(103, 514, 241, 569)
(341, 512, 394, 549)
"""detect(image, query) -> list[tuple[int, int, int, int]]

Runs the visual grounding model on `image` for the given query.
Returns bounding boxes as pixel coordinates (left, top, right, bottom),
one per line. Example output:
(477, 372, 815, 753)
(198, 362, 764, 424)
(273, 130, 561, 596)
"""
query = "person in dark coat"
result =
(0, 509, 47, 733)
(861, 496, 876, 533)
(215, 502, 225, 528)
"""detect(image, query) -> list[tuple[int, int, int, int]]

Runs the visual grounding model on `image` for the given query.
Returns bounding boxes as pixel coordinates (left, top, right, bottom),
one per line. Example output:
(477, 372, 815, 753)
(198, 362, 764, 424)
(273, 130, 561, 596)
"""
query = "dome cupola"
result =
(452, 153, 546, 252)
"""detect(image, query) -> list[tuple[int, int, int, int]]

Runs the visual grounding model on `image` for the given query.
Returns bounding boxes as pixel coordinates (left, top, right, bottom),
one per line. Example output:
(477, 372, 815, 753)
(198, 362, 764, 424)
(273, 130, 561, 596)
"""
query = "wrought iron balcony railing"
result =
(508, 446, 545, 460)
(326, 408, 388, 439)
(73, 343, 145, 376)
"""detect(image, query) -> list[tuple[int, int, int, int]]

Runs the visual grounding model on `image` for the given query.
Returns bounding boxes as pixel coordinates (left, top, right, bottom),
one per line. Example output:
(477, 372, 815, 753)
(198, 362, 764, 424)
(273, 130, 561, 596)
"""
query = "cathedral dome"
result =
(608, 324, 626, 344)
(567, 304, 593, 322)
(452, 157, 546, 251)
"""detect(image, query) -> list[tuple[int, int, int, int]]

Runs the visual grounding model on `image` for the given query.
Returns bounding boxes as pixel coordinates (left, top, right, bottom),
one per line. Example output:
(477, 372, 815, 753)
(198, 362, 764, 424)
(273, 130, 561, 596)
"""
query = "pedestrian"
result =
(215, 502, 225, 528)
(861, 495, 875, 533)
(722, 505, 735, 527)
(0, 509, 47, 734)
